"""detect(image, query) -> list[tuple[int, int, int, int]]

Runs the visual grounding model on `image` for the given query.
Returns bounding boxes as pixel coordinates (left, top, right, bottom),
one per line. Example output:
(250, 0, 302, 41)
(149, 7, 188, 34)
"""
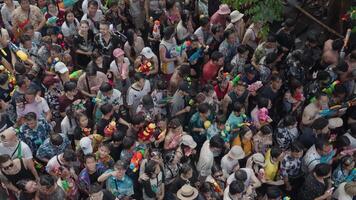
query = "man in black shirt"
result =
(109, 132, 125, 162)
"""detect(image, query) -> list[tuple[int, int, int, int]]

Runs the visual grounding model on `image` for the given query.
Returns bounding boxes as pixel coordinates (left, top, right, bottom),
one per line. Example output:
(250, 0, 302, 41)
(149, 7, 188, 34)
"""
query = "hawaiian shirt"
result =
(332, 165, 356, 187)
(95, 151, 115, 168)
(45, 83, 62, 121)
(18, 118, 52, 153)
(105, 170, 134, 198)
(275, 121, 299, 150)
(280, 155, 302, 177)
(78, 162, 107, 192)
(36, 133, 71, 161)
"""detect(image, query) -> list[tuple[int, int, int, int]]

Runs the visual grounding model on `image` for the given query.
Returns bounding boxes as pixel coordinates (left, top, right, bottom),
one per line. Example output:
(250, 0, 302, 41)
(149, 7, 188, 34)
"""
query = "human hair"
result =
(84, 153, 96, 163)
(99, 82, 113, 93)
(314, 163, 331, 177)
(315, 137, 329, 151)
(209, 135, 224, 149)
(23, 24, 34, 32)
(64, 9, 78, 27)
(14, 63, 26, 75)
(112, 131, 125, 142)
(131, 114, 145, 125)
(234, 169, 247, 181)
(265, 52, 279, 65)
(270, 146, 283, 159)
(223, 28, 234, 39)
(283, 115, 297, 126)
(50, 44, 62, 54)
(198, 103, 209, 114)
(199, 182, 213, 193)
(237, 45, 248, 54)
(20, 34, 31, 44)
(63, 81, 77, 92)
(88, 0, 98, 8)
(211, 24, 222, 34)
(232, 102, 243, 112)
(166, 0, 176, 10)
(180, 10, 191, 28)
(99, 20, 110, 27)
(133, 72, 143, 82)
(334, 135, 350, 150)
(271, 74, 282, 82)
(0, 154, 11, 165)
(257, 97, 269, 109)
(200, 16, 210, 27)
(39, 175, 55, 187)
(16, 75, 27, 87)
(24, 112, 37, 121)
(290, 141, 304, 152)
(266, 186, 281, 199)
(266, 34, 277, 43)
(80, 20, 90, 26)
(260, 125, 273, 135)
(145, 159, 158, 177)
(16, 179, 32, 191)
(122, 136, 135, 150)
(63, 149, 77, 162)
(86, 62, 97, 76)
(211, 51, 224, 61)
(0, 73, 8, 85)
(332, 39, 344, 51)
(126, 29, 136, 57)
(89, 183, 102, 194)
(334, 84, 346, 96)
(179, 163, 192, 175)
(336, 60, 349, 73)
(163, 26, 175, 40)
(211, 163, 222, 175)
(49, 133, 63, 146)
(229, 180, 245, 195)
(341, 155, 354, 167)
(100, 103, 113, 115)
(25, 87, 38, 96)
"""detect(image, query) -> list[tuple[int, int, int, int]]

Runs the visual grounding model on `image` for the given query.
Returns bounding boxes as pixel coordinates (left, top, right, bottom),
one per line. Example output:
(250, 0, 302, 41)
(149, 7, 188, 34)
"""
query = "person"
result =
(159, 26, 181, 79)
(141, 159, 165, 200)
(109, 48, 130, 92)
(73, 20, 95, 69)
(221, 146, 245, 178)
(263, 146, 284, 185)
(134, 47, 159, 78)
(242, 22, 263, 50)
(194, 16, 211, 46)
(124, 29, 145, 64)
(201, 51, 224, 84)
(210, 4, 231, 28)
(77, 63, 109, 98)
(45, 148, 77, 176)
(331, 155, 355, 187)
(1, 0, 19, 33)
(126, 73, 151, 117)
(97, 160, 134, 198)
(275, 115, 299, 150)
(333, 181, 356, 200)
(219, 29, 240, 68)
(298, 163, 334, 200)
(252, 35, 278, 67)
(36, 133, 70, 163)
(225, 10, 245, 42)
(189, 103, 213, 150)
(81, 0, 103, 34)
(176, 184, 199, 200)
(0, 127, 33, 159)
(78, 154, 107, 198)
(196, 135, 225, 180)
(253, 125, 273, 155)
(61, 9, 79, 41)
(302, 137, 334, 173)
(223, 180, 248, 200)
(38, 174, 66, 200)
(16, 179, 39, 200)
(87, 183, 116, 200)
(0, 154, 39, 196)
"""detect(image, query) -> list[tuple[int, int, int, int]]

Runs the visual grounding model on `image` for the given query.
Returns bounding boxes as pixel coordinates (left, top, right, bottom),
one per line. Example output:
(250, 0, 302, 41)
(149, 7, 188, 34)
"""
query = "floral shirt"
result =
(36, 133, 70, 161)
(78, 162, 107, 192)
(105, 170, 134, 198)
(280, 155, 302, 177)
(45, 84, 63, 121)
(18, 118, 52, 153)
(332, 165, 356, 187)
(275, 122, 299, 150)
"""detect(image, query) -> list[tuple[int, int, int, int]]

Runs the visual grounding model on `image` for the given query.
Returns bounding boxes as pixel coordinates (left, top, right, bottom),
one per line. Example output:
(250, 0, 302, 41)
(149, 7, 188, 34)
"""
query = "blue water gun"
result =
(188, 48, 203, 63)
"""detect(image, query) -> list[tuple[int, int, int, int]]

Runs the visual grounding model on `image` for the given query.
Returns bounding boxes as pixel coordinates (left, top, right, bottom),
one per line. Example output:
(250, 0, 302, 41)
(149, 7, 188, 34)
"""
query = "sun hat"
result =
(230, 10, 244, 23)
(328, 117, 343, 129)
(113, 48, 125, 58)
(79, 137, 93, 155)
(177, 184, 199, 200)
(141, 47, 155, 59)
(251, 153, 266, 167)
(228, 146, 245, 160)
(180, 135, 197, 149)
(54, 62, 69, 74)
(217, 4, 231, 15)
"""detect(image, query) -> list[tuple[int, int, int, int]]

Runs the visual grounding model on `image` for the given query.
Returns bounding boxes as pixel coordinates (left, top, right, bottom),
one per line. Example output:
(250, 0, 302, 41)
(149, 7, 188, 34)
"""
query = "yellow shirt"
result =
(264, 149, 279, 181)
(232, 136, 252, 156)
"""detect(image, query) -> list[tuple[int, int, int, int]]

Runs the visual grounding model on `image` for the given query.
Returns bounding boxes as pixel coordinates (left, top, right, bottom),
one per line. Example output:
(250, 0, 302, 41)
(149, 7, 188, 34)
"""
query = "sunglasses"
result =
(2, 163, 14, 170)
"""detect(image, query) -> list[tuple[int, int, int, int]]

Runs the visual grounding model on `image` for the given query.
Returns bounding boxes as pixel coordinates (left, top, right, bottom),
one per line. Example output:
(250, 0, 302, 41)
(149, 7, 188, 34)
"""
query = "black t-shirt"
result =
(109, 143, 123, 162)
(0, 114, 13, 132)
(94, 34, 122, 58)
(298, 174, 327, 200)
(96, 118, 111, 136)
(260, 86, 279, 103)
(88, 171, 100, 185)
(86, 190, 116, 200)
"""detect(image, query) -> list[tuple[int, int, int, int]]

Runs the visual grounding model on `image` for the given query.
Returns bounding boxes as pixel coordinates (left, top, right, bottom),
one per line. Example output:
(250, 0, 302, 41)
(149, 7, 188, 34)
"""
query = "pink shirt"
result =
(211, 12, 227, 28)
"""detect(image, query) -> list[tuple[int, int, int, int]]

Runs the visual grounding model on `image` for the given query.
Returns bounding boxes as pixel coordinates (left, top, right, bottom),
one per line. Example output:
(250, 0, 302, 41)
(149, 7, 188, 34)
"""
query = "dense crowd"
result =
(0, 0, 355, 199)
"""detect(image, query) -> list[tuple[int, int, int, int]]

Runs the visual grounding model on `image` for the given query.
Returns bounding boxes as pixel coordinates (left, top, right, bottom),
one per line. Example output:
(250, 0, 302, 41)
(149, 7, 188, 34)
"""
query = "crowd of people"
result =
(0, 0, 355, 199)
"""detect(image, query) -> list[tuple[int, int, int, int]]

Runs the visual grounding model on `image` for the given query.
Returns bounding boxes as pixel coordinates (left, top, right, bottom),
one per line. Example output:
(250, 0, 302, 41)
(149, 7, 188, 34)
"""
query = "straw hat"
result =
(177, 184, 199, 200)
(230, 10, 244, 23)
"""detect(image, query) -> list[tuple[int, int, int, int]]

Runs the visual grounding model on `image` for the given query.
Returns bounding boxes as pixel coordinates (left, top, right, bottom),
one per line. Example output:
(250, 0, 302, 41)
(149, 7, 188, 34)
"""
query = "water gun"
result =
(322, 80, 340, 96)
(129, 149, 145, 172)
(69, 70, 83, 80)
(340, 29, 351, 59)
(221, 123, 231, 142)
(136, 60, 152, 75)
(9, 42, 28, 61)
(204, 120, 211, 129)
(152, 20, 161, 39)
(46, 16, 58, 26)
(61, 180, 70, 191)
(212, 179, 222, 193)
(320, 149, 336, 164)
(232, 74, 241, 86)
(138, 123, 156, 141)
(175, 41, 191, 56)
(157, 96, 173, 104)
(319, 97, 356, 117)
(188, 48, 203, 63)
(258, 107, 270, 123)
(63, 0, 77, 8)
(104, 121, 117, 137)
(92, 98, 102, 104)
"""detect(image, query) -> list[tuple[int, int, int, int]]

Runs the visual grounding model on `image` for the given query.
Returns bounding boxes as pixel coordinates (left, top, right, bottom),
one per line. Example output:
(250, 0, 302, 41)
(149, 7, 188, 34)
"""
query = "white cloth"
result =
(126, 80, 151, 112)
(302, 145, 321, 172)
(197, 140, 214, 177)
(333, 182, 353, 200)
(221, 154, 240, 178)
(226, 168, 253, 187)
(81, 11, 103, 34)
(344, 132, 356, 148)
(0, 141, 33, 159)
(61, 19, 79, 37)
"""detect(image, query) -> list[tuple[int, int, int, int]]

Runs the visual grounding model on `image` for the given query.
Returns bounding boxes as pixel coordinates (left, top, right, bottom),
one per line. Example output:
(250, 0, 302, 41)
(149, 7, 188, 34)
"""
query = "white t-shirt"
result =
(302, 145, 321, 172)
(61, 19, 79, 37)
(221, 154, 240, 178)
(196, 140, 214, 177)
(226, 168, 253, 187)
(333, 182, 353, 200)
(46, 154, 63, 174)
(16, 97, 50, 120)
(344, 132, 356, 148)
(126, 80, 151, 112)
(81, 11, 103, 34)
(109, 58, 130, 80)
(61, 116, 77, 136)
(0, 141, 33, 159)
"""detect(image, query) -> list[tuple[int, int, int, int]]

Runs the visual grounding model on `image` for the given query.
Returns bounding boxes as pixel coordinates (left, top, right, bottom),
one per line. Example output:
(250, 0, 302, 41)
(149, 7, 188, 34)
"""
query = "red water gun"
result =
(129, 149, 145, 172)
(138, 123, 156, 141)
(136, 60, 152, 75)
(104, 121, 116, 137)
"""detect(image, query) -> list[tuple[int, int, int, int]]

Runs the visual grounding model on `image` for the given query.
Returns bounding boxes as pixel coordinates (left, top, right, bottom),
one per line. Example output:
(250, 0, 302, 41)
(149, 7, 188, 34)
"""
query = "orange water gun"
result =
(104, 121, 116, 137)
(129, 149, 145, 172)
(136, 60, 152, 75)
(138, 123, 156, 141)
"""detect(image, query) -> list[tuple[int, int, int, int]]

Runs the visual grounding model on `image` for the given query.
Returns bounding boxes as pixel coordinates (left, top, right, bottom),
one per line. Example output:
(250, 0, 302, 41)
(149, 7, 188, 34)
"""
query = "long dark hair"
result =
(126, 29, 136, 58)
(64, 9, 78, 27)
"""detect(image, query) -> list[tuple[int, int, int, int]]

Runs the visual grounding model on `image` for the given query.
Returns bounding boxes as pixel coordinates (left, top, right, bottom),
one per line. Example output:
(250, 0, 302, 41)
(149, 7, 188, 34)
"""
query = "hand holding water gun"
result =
(46, 16, 58, 26)
(104, 121, 117, 137)
(322, 80, 340, 96)
(9, 42, 28, 61)
(175, 41, 191, 56)
(69, 70, 83, 80)
(319, 97, 356, 117)
(136, 60, 152, 75)
(130, 149, 145, 172)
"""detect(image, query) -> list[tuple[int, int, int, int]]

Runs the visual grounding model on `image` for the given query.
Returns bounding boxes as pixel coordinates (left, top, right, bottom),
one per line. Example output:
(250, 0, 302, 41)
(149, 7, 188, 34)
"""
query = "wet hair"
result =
(39, 175, 55, 187)
(283, 115, 297, 126)
(335, 60, 349, 73)
(0, 154, 11, 165)
(49, 133, 63, 146)
(232, 102, 243, 112)
(234, 169, 247, 181)
(16, 179, 32, 192)
(229, 180, 245, 195)
(112, 131, 125, 142)
(100, 103, 113, 115)
(332, 39, 344, 51)
(122, 136, 135, 150)
(209, 135, 224, 149)
(20, 35, 31, 44)
(223, 28, 234, 39)
(63, 81, 77, 92)
(131, 114, 145, 125)
(86, 62, 97, 76)
(198, 103, 209, 114)
(16, 75, 27, 87)
(334, 135, 350, 150)
(270, 146, 283, 159)
(265, 52, 279, 65)
(200, 16, 210, 27)
(257, 97, 269, 109)
(237, 45, 249, 54)
(166, 0, 176, 10)
(133, 73, 143, 82)
(99, 82, 113, 93)
(168, 118, 181, 129)
(63, 149, 77, 162)
(211, 51, 224, 61)
(290, 141, 304, 152)
(211, 24, 223, 34)
(89, 183, 102, 194)
(180, 163, 192, 174)
(14, 62, 26, 75)
(211, 164, 222, 175)
(315, 137, 329, 151)
(260, 125, 273, 135)
(145, 159, 158, 177)
(314, 163, 331, 177)
(24, 112, 37, 121)
(0, 73, 8, 85)
(180, 10, 191, 28)
(163, 26, 175, 40)
(199, 182, 213, 194)
(88, 0, 99, 8)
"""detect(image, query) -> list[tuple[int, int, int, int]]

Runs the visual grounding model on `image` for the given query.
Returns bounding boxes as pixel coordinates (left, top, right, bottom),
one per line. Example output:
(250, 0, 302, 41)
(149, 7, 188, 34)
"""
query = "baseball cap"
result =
(251, 153, 266, 167)
(141, 47, 155, 59)
(54, 62, 69, 74)
(80, 137, 93, 155)
(245, 65, 257, 74)
(181, 134, 197, 149)
(113, 48, 125, 58)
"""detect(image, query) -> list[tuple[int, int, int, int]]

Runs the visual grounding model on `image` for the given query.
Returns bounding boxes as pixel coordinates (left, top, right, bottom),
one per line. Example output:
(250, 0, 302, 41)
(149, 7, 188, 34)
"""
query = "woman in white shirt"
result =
(176, 10, 194, 43)
(61, 10, 79, 42)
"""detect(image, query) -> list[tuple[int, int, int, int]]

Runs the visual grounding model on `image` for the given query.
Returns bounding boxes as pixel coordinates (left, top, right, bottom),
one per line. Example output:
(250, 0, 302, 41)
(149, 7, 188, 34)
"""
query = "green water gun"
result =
(322, 80, 340, 96)
(232, 74, 241, 86)
(62, 180, 69, 191)
(69, 70, 83, 80)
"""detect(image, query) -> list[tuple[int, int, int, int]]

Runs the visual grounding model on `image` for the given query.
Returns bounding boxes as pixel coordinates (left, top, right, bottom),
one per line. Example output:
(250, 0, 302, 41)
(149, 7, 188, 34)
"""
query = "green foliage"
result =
(222, 0, 284, 23)
(347, 6, 356, 32)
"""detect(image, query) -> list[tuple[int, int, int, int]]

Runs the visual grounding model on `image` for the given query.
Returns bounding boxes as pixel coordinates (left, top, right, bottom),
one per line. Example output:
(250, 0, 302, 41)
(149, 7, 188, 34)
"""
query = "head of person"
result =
(341, 155, 355, 171)
(79, 20, 90, 33)
(88, 183, 105, 199)
(180, 10, 191, 27)
(126, 29, 137, 47)
(84, 154, 97, 172)
(99, 82, 113, 97)
(130, 114, 145, 130)
(209, 135, 225, 157)
(200, 16, 210, 31)
(0, 154, 16, 174)
(237, 45, 249, 59)
(91, 51, 103, 68)
(290, 141, 304, 158)
(315, 137, 332, 156)
(20, 34, 32, 49)
(49, 133, 63, 147)
(99, 20, 110, 36)
(283, 18, 295, 31)
(344, 182, 356, 197)
(239, 126, 253, 141)
(64, 81, 78, 95)
(163, 26, 176, 41)
(39, 175, 57, 195)
(180, 163, 193, 179)
(211, 164, 224, 180)
(64, 9, 76, 24)
(0, 127, 18, 147)
(266, 186, 282, 200)
(47, 0, 58, 14)
(75, 112, 89, 128)
(229, 180, 245, 199)
(49, 44, 62, 59)
(270, 74, 283, 90)
(265, 34, 277, 49)
(232, 102, 245, 115)
(198, 103, 210, 120)
(199, 182, 214, 199)
(86, 62, 97, 78)
(259, 124, 273, 138)
(234, 169, 247, 182)
(224, 28, 236, 44)
(333, 84, 347, 103)
(100, 103, 114, 117)
(133, 73, 145, 87)
(145, 159, 161, 179)
(24, 112, 37, 129)
(283, 115, 297, 129)
(234, 83, 247, 97)
(270, 146, 284, 162)
(63, 149, 77, 165)
(111, 131, 125, 146)
(178, 81, 192, 97)
(211, 24, 224, 39)
(313, 163, 331, 179)
(217, 4, 231, 17)
(311, 117, 330, 135)
(17, 179, 38, 195)
(98, 143, 110, 159)
(0, 73, 8, 86)
(257, 96, 271, 109)
(87, 0, 99, 16)
(122, 136, 135, 151)
(24, 87, 38, 104)
(211, 51, 224, 66)
(23, 24, 35, 38)
(113, 48, 125, 62)
(18, 0, 30, 10)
